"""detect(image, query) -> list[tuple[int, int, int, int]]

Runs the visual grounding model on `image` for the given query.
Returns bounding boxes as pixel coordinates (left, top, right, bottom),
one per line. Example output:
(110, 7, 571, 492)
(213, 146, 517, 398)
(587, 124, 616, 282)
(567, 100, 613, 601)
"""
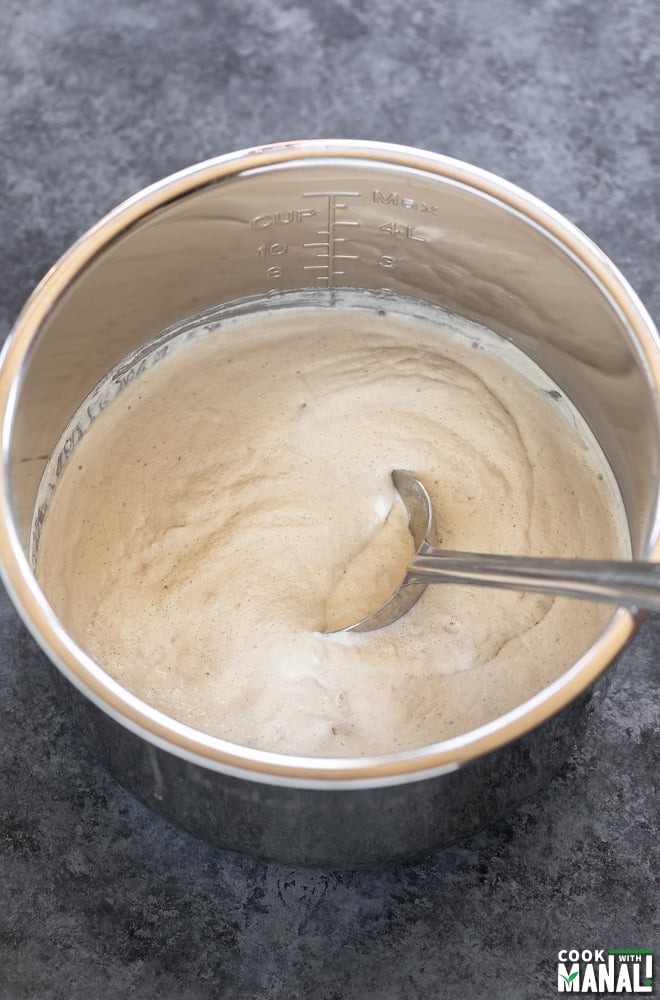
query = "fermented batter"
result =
(35, 299, 628, 756)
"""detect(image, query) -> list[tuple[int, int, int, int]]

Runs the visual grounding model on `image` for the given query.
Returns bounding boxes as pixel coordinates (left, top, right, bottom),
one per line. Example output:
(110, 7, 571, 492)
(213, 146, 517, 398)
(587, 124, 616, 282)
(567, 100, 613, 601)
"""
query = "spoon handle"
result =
(406, 548, 660, 612)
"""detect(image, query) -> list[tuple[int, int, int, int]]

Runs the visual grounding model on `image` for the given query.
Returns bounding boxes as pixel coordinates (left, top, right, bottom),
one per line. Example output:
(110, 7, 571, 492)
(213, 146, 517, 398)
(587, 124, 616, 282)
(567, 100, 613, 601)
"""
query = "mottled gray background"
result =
(1, 1, 659, 998)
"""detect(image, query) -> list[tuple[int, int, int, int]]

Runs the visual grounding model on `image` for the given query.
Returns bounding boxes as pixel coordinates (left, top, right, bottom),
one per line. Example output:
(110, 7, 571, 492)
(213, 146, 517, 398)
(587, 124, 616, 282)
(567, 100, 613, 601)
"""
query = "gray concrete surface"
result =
(1, 1, 659, 997)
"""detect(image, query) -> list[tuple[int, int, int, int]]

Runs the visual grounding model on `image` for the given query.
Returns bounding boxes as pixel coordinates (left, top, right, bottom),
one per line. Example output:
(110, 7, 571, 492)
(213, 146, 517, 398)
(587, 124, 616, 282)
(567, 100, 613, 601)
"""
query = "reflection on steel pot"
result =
(1, 141, 658, 867)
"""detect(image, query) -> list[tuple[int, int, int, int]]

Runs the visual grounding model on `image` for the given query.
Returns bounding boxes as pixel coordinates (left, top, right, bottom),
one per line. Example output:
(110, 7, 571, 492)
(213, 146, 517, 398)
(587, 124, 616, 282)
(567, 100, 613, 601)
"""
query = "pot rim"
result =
(1, 139, 659, 789)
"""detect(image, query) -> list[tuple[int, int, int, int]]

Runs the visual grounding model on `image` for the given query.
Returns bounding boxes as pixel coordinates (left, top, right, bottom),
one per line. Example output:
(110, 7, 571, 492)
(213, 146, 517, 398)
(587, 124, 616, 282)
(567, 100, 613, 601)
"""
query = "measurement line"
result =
(301, 192, 361, 286)
(302, 191, 361, 198)
(303, 239, 350, 248)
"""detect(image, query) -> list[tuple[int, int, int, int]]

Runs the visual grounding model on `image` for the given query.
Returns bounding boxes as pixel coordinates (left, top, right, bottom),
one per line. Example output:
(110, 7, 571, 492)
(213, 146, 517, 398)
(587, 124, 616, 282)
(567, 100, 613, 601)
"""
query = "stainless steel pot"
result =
(1, 140, 659, 867)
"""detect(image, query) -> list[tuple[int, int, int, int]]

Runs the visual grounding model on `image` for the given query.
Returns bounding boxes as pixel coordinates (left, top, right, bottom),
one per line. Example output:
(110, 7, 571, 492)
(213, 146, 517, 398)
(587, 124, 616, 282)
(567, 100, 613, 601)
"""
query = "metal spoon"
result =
(337, 469, 660, 633)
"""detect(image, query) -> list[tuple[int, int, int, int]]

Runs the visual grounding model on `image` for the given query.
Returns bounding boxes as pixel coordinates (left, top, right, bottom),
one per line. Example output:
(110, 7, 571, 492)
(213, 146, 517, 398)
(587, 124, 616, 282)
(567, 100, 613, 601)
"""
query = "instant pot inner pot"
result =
(4, 148, 660, 867)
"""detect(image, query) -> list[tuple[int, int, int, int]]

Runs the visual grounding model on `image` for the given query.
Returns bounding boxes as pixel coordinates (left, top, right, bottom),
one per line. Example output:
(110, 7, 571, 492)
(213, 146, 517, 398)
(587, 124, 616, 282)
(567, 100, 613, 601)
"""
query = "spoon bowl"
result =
(333, 470, 660, 633)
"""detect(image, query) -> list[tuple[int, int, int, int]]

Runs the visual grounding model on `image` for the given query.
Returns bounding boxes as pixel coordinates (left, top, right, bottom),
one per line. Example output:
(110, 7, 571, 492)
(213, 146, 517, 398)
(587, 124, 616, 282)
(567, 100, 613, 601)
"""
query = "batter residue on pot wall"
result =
(36, 300, 629, 756)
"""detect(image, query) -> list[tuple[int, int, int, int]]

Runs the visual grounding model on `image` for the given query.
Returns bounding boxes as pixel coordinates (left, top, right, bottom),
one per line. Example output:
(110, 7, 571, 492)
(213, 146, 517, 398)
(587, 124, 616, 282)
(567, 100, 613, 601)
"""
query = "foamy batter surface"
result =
(36, 300, 628, 756)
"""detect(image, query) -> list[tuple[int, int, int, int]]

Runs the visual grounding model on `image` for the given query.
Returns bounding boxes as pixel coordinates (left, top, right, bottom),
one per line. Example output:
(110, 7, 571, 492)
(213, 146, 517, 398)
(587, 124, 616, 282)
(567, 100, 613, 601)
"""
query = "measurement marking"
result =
(304, 239, 350, 248)
(301, 192, 361, 284)
(302, 191, 361, 197)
